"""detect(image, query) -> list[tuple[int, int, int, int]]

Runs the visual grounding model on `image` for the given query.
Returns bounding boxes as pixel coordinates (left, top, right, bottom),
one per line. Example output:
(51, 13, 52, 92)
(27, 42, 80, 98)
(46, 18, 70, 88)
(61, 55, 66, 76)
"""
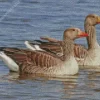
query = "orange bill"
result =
(97, 16, 100, 24)
(78, 32, 88, 38)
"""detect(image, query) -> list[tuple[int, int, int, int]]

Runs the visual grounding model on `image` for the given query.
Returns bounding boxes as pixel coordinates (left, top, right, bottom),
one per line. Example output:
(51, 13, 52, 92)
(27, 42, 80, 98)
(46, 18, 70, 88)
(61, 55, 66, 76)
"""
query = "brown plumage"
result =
(0, 28, 88, 75)
(28, 40, 87, 57)
(26, 14, 100, 66)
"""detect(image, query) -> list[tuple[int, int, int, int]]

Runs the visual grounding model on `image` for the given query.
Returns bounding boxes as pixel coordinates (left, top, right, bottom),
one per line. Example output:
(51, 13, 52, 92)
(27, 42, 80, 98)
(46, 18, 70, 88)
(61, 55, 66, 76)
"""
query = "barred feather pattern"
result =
(74, 44, 88, 59)
(30, 40, 88, 59)
(2, 48, 63, 74)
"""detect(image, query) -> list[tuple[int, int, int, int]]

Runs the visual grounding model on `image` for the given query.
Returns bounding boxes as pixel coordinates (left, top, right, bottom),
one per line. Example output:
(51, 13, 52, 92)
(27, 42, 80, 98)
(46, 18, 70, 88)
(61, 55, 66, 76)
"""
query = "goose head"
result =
(85, 14, 100, 26)
(63, 28, 88, 40)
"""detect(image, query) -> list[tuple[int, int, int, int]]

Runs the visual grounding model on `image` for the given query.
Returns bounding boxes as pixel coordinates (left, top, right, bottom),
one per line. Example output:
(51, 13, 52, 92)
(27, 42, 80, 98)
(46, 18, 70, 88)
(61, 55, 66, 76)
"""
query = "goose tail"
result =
(0, 51, 19, 72)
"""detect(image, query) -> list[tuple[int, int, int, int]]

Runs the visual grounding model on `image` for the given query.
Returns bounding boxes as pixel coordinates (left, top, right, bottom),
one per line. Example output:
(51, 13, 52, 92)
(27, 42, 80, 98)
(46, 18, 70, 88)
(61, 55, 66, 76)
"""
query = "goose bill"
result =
(78, 32, 88, 38)
(97, 16, 100, 24)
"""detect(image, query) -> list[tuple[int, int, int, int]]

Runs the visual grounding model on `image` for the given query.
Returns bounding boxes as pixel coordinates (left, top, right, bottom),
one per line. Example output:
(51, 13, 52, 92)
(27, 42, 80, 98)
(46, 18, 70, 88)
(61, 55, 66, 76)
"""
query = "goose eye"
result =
(91, 16, 95, 18)
(72, 29, 75, 31)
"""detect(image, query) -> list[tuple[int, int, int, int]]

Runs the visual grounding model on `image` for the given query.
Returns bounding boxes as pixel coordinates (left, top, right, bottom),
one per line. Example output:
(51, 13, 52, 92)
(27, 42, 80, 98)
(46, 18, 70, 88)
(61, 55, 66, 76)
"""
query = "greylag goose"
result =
(25, 14, 100, 66)
(0, 28, 88, 75)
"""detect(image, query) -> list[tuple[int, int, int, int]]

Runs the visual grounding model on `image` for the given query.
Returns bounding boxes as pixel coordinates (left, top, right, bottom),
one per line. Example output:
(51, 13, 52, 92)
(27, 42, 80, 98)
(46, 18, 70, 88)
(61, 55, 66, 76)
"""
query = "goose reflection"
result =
(1, 72, 80, 99)
(19, 73, 79, 98)
(87, 69, 100, 88)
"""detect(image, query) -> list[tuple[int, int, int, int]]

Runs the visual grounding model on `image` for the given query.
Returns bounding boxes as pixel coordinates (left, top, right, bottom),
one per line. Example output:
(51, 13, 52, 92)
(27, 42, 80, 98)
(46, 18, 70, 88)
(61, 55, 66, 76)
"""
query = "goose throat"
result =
(85, 24, 99, 49)
(62, 38, 74, 61)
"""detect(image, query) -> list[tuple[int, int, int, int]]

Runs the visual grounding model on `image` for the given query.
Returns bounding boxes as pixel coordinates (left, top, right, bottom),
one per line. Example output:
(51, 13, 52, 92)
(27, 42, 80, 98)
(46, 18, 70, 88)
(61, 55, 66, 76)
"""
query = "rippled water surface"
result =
(0, 0, 100, 100)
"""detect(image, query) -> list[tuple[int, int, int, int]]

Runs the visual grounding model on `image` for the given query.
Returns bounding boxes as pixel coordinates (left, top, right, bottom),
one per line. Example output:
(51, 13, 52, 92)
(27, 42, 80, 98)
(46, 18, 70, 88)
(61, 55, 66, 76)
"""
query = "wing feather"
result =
(74, 44, 88, 59)
(1, 48, 60, 69)
(29, 39, 88, 59)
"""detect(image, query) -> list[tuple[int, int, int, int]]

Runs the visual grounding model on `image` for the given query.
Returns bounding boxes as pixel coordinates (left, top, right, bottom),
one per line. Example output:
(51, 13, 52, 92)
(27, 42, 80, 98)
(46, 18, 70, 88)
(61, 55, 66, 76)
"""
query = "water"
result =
(0, 0, 100, 99)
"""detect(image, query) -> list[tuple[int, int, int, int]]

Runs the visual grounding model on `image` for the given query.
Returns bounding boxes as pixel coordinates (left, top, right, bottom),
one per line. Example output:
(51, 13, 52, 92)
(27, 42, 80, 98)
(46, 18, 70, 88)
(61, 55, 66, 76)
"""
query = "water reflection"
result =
(87, 70, 100, 89)
(0, 68, 100, 99)
(1, 72, 79, 98)
(18, 72, 78, 82)
(19, 73, 79, 99)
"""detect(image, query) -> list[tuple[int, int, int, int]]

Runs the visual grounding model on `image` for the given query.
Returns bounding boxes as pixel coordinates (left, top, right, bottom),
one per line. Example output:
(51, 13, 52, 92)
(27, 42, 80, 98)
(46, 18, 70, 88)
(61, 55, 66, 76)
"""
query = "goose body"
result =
(83, 48, 100, 66)
(25, 14, 100, 66)
(0, 49, 78, 75)
(0, 28, 88, 75)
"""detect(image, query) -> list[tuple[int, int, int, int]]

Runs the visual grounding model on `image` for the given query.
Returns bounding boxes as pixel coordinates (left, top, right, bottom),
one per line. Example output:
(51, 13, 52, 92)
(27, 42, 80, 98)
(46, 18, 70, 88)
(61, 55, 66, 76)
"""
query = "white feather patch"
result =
(34, 45, 44, 51)
(25, 41, 44, 51)
(0, 52, 19, 72)
(25, 41, 36, 51)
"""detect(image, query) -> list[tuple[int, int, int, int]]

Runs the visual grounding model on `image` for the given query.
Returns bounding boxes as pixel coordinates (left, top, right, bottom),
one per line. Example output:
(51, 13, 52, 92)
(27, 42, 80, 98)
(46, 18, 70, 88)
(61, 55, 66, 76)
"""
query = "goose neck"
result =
(85, 24, 99, 49)
(62, 38, 74, 61)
